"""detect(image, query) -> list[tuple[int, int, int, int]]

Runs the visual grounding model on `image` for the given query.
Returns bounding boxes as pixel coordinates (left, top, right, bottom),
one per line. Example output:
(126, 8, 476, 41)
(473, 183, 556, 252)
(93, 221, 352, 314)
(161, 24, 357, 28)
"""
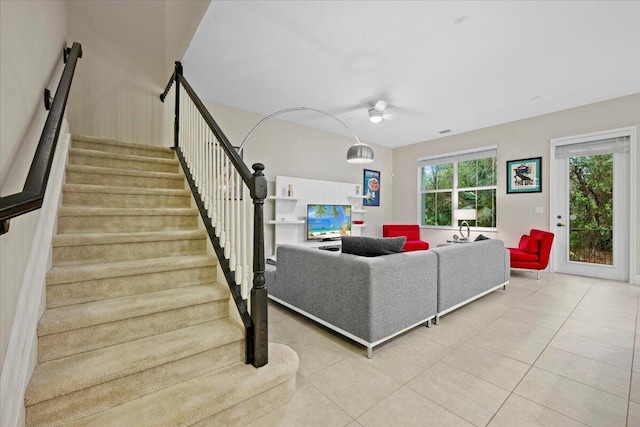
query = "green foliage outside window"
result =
(421, 164, 453, 226)
(422, 192, 452, 226)
(421, 155, 496, 228)
(568, 154, 613, 264)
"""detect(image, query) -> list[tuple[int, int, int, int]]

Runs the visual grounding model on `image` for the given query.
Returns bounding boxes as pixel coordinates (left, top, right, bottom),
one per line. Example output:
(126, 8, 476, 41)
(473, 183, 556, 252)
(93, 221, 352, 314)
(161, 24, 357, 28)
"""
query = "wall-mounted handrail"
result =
(0, 42, 83, 234)
(161, 62, 268, 367)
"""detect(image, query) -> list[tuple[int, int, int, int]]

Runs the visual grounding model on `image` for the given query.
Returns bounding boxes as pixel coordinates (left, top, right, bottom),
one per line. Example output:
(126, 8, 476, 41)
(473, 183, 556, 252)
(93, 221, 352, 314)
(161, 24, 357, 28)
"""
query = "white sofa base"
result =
(269, 295, 435, 358)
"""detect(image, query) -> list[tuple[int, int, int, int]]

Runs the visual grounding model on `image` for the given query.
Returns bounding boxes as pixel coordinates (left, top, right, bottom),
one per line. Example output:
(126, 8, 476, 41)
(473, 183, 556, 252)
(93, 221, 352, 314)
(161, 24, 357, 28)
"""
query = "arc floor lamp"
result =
(238, 107, 374, 164)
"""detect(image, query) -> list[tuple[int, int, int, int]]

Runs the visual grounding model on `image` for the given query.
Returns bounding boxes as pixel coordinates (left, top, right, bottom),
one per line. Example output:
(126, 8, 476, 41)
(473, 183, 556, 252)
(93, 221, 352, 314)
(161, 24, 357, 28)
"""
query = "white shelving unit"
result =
(267, 176, 366, 253)
(347, 194, 367, 229)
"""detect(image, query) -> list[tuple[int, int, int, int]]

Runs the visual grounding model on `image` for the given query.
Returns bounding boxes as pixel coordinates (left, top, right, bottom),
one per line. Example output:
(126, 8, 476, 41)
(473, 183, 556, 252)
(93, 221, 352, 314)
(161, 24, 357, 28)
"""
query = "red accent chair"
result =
(508, 229, 554, 279)
(382, 224, 429, 252)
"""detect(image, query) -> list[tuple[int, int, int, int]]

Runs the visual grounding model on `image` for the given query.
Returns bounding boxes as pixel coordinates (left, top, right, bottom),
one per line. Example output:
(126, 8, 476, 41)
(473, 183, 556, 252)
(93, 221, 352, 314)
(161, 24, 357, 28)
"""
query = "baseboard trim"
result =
(0, 127, 70, 427)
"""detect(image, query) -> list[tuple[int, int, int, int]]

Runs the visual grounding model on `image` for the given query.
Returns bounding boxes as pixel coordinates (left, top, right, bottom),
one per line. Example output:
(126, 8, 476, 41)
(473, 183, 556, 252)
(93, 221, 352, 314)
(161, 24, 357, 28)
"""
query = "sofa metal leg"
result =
(434, 314, 440, 325)
(503, 285, 506, 290)
(367, 347, 373, 359)
(426, 319, 431, 328)
(536, 271, 540, 280)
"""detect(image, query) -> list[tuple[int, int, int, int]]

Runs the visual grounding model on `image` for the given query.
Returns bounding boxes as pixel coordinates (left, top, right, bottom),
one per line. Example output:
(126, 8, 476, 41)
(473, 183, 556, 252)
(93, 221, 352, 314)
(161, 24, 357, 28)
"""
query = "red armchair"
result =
(382, 224, 429, 252)
(508, 229, 554, 279)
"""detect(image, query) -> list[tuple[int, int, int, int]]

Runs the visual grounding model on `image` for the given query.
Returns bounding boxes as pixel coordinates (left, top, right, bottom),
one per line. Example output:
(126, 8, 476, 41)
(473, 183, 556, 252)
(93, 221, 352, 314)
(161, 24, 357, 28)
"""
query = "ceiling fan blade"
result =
(373, 100, 388, 112)
(342, 111, 368, 121)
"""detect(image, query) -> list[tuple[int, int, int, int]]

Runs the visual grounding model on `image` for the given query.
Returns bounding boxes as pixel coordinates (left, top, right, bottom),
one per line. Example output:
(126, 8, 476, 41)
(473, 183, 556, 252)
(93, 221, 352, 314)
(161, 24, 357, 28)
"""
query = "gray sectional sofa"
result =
(266, 239, 509, 358)
(431, 239, 511, 322)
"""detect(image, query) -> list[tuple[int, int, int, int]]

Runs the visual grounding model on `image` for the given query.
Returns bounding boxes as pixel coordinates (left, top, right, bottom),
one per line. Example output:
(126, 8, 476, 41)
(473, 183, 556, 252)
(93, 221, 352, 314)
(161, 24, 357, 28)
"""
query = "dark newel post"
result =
(174, 61, 183, 149)
(250, 163, 268, 367)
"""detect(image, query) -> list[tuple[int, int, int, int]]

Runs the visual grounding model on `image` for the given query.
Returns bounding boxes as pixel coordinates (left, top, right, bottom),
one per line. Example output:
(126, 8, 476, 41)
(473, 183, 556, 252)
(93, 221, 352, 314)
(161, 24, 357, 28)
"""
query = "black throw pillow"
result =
(341, 236, 406, 257)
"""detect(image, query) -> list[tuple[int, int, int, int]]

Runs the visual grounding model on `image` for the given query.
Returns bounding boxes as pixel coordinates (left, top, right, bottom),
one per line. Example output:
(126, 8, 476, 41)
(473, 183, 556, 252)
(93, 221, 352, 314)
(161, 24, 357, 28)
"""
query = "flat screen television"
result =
(306, 204, 352, 241)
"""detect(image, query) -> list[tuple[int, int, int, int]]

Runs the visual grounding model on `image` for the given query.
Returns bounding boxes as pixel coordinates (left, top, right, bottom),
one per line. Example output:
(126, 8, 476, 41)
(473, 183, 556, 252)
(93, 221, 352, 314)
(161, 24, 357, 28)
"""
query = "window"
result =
(419, 147, 497, 228)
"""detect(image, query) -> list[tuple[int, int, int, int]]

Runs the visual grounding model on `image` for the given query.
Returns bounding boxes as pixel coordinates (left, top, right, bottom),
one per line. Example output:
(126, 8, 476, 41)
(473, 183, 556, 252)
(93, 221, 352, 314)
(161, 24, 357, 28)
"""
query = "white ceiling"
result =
(183, 1, 640, 148)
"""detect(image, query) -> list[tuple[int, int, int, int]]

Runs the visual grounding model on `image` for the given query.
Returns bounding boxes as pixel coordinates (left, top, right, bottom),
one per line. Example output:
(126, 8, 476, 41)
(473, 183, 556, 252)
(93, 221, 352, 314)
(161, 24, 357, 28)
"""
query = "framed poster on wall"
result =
(363, 169, 380, 206)
(506, 157, 542, 194)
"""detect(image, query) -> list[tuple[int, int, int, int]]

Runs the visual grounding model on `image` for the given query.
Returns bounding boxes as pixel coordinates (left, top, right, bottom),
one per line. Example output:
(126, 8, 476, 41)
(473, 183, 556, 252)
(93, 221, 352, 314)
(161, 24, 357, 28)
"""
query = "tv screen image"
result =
(306, 204, 352, 241)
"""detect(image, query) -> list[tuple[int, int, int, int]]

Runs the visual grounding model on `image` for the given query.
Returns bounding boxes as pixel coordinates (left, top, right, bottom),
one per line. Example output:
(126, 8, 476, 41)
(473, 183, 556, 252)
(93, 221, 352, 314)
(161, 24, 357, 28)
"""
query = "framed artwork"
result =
(363, 169, 380, 206)
(506, 157, 542, 194)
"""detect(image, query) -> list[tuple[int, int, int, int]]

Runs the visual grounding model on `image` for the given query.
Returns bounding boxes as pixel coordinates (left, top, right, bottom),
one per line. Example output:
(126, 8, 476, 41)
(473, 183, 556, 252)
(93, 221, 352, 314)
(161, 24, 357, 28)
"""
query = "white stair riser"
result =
(47, 266, 217, 308)
(39, 300, 229, 362)
(71, 139, 174, 159)
(63, 189, 190, 208)
(69, 153, 179, 174)
(57, 214, 198, 234)
(26, 341, 244, 427)
(66, 170, 184, 190)
(52, 238, 206, 266)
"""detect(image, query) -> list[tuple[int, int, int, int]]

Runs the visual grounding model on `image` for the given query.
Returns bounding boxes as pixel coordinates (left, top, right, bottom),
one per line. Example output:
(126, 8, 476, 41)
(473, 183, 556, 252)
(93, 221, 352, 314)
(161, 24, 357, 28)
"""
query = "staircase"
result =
(25, 135, 298, 426)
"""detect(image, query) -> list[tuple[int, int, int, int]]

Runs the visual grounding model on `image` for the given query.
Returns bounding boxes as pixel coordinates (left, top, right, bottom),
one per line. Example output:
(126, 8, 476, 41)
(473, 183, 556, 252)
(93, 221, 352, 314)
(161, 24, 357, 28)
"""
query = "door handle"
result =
(557, 223, 566, 227)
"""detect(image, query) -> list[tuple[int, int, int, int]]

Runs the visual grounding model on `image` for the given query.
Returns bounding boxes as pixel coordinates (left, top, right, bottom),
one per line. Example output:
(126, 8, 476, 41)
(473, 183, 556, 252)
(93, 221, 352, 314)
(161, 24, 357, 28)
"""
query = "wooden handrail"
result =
(161, 62, 268, 367)
(0, 42, 83, 233)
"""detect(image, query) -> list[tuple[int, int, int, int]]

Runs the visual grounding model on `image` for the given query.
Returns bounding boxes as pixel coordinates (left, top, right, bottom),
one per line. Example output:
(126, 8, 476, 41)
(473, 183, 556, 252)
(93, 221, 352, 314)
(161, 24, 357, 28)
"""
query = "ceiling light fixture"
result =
(239, 107, 374, 164)
(368, 108, 383, 123)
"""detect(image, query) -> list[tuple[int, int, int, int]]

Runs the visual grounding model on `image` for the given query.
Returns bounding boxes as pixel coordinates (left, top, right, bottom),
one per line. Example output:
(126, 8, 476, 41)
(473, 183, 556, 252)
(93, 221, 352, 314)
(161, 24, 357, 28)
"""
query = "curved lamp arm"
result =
(238, 106, 373, 163)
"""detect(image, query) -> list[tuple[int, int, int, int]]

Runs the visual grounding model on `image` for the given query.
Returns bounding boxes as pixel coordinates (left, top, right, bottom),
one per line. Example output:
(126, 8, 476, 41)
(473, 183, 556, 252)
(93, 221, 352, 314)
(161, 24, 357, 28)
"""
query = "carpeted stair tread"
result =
(52, 229, 205, 247)
(63, 183, 190, 197)
(66, 164, 185, 190)
(68, 148, 179, 173)
(26, 318, 243, 406)
(38, 284, 229, 336)
(66, 164, 184, 180)
(62, 184, 192, 209)
(56, 207, 199, 233)
(46, 261, 218, 308)
(69, 147, 178, 166)
(57, 206, 197, 217)
(52, 231, 207, 266)
(71, 135, 174, 158)
(47, 254, 217, 285)
(65, 344, 298, 427)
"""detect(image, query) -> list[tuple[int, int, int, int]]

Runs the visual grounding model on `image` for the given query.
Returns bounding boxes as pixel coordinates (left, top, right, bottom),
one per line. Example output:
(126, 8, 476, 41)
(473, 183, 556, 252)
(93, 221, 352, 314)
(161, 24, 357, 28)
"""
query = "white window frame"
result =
(417, 145, 498, 231)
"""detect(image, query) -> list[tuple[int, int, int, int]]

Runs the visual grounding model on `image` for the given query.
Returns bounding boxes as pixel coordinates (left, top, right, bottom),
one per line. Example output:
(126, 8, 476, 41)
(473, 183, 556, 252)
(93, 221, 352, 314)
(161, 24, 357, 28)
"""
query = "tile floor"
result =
(249, 272, 640, 426)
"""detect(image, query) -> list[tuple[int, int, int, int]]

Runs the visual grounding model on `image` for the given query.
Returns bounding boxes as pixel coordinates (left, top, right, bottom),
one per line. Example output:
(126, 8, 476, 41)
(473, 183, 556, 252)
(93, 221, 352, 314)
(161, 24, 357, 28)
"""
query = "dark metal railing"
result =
(0, 42, 83, 234)
(160, 61, 268, 367)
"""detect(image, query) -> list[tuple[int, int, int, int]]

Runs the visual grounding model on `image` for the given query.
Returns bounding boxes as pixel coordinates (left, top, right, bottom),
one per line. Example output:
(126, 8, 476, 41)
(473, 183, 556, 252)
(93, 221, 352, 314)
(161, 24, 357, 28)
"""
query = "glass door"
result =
(552, 132, 630, 281)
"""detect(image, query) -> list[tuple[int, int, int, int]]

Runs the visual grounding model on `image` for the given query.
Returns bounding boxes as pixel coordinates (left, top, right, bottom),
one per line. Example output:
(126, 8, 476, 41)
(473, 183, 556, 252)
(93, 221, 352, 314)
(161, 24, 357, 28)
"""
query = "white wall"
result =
(202, 101, 394, 253)
(65, 0, 209, 146)
(392, 93, 640, 279)
(0, 0, 68, 373)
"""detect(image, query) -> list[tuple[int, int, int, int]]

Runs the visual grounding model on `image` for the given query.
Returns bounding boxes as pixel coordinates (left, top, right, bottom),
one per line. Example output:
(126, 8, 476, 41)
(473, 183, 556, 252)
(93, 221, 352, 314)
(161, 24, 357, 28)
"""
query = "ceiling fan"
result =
(367, 100, 391, 123)
(339, 99, 396, 124)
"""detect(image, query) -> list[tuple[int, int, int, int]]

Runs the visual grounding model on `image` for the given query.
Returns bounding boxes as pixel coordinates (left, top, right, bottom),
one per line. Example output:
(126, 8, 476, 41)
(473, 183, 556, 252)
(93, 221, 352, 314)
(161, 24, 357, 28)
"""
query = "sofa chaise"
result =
(431, 239, 511, 322)
(268, 245, 438, 358)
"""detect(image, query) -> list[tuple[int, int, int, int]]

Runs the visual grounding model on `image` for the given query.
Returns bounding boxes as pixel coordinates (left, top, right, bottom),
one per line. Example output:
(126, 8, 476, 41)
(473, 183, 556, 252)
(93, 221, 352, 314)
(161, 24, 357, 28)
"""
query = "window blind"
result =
(555, 136, 630, 159)
(418, 146, 497, 168)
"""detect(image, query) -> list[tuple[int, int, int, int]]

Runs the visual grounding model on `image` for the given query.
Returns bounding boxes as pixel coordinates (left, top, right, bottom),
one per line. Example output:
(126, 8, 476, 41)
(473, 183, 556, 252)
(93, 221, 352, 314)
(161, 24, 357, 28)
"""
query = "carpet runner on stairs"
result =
(25, 135, 298, 426)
